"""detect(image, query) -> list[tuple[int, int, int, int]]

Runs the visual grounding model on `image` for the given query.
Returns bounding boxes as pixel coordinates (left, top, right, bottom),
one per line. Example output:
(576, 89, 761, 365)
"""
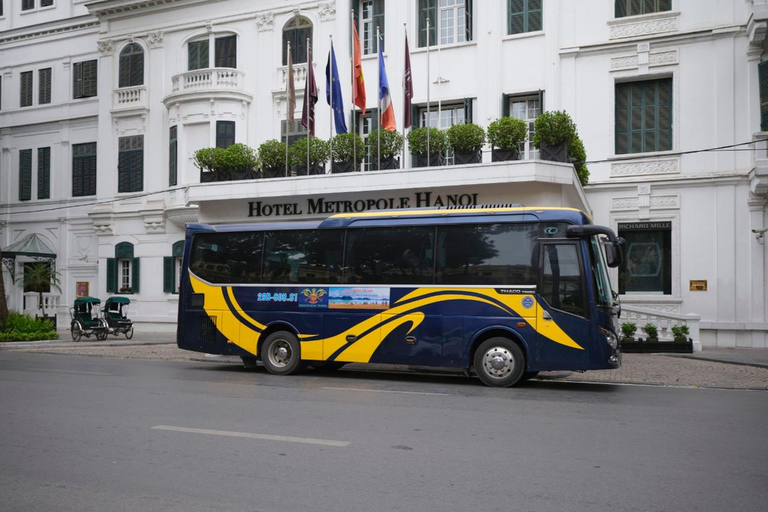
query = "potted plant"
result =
(407, 127, 447, 167)
(620, 322, 637, 343)
(368, 129, 403, 170)
(487, 117, 527, 162)
(644, 323, 659, 343)
(446, 122, 486, 164)
(288, 137, 330, 176)
(194, 147, 224, 182)
(672, 325, 690, 343)
(330, 133, 365, 173)
(221, 143, 258, 180)
(568, 136, 590, 186)
(259, 139, 288, 178)
(533, 110, 577, 163)
(15, 262, 61, 324)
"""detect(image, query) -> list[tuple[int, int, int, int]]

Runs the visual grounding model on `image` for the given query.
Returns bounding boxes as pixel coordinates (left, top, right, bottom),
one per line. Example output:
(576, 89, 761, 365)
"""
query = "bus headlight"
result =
(600, 327, 618, 349)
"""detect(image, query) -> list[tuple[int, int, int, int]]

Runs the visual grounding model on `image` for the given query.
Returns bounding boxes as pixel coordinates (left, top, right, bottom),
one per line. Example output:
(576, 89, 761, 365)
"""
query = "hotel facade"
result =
(1, 0, 767, 348)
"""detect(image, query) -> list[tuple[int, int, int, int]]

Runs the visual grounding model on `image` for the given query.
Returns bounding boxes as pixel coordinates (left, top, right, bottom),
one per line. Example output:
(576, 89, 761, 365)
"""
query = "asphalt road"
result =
(1, 352, 767, 512)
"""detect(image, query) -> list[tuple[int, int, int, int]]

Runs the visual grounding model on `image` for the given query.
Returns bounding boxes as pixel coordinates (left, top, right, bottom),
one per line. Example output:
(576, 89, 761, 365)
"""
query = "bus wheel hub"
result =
(484, 347, 512, 377)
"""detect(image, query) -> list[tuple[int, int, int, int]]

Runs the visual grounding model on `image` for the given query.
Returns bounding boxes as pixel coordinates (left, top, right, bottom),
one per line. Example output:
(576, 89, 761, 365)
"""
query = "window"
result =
(417, 100, 472, 164)
(436, 223, 538, 285)
(540, 243, 585, 317)
(188, 40, 209, 71)
(1, 1, 4, 17)
(283, 17, 312, 65)
(263, 231, 344, 284)
(615, 0, 671, 18)
(118, 135, 143, 193)
(281, 119, 308, 147)
(107, 242, 139, 294)
(216, 121, 235, 149)
(19, 149, 32, 201)
(22, 0, 34, 11)
(164, 241, 185, 294)
(73, 60, 97, 99)
(759, 61, 768, 131)
(37, 147, 50, 200)
(41, 0, 53, 6)
(20, 71, 33, 107)
(354, 107, 379, 171)
(190, 232, 264, 284)
(618, 222, 671, 295)
(345, 226, 435, 285)
(419, 0, 473, 47)
(505, 93, 542, 160)
(169, 126, 177, 187)
(214, 35, 237, 68)
(118, 43, 144, 88)
(39, 68, 51, 104)
(615, 78, 672, 154)
(356, 0, 385, 54)
(508, 0, 542, 35)
(72, 142, 96, 197)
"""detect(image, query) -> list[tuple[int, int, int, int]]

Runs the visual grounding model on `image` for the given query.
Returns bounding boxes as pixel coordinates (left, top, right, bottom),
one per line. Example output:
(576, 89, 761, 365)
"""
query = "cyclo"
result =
(70, 296, 108, 342)
(102, 296, 134, 339)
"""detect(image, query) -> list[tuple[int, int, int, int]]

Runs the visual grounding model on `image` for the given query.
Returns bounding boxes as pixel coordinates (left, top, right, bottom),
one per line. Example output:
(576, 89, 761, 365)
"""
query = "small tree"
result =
(0, 248, 8, 328)
(15, 262, 61, 317)
(621, 322, 637, 340)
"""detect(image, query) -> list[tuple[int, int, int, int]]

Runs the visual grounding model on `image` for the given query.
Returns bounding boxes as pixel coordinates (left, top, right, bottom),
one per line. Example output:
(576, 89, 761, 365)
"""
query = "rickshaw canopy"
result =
(105, 296, 130, 305)
(74, 296, 101, 306)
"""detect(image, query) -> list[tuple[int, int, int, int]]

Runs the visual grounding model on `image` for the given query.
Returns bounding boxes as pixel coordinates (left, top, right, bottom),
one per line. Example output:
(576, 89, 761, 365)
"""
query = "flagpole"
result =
(426, 17, 430, 169)
(329, 36, 334, 175)
(402, 23, 407, 170)
(307, 39, 311, 173)
(377, 25, 381, 173)
(351, 10, 357, 172)
(286, 40, 291, 178)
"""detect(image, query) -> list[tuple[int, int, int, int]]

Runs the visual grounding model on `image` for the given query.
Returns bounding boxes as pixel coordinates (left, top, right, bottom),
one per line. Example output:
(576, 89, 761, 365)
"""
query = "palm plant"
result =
(15, 262, 61, 317)
(0, 248, 8, 327)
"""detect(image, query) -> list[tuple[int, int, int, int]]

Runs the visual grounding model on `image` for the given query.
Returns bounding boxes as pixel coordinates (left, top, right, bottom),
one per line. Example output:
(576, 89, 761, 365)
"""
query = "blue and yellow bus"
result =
(177, 206, 624, 387)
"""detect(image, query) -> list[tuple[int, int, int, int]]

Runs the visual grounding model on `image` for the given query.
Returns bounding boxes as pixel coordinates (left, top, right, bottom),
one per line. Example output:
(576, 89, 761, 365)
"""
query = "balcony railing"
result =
(277, 63, 309, 90)
(171, 68, 245, 94)
(113, 86, 147, 111)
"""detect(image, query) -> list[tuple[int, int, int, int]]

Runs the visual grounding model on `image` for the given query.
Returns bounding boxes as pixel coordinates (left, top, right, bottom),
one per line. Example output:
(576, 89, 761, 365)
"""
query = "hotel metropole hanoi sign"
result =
(247, 192, 481, 218)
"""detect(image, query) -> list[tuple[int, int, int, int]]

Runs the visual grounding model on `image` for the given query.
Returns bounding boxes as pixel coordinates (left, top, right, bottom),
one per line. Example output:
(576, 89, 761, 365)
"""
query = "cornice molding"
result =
(0, 19, 99, 45)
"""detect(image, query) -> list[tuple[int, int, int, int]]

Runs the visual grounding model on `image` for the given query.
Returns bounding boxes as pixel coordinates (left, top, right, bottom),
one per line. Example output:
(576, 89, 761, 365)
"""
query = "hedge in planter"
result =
(330, 133, 365, 173)
(194, 147, 224, 182)
(259, 139, 288, 178)
(407, 127, 447, 167)
(194, 144, 259, 182)
(446, 123, 486, 164)
(487, 117, 527, 162)
(368, 129, 403, 170)
(288, 137, 330, 175)
(533, 110, 590, 186)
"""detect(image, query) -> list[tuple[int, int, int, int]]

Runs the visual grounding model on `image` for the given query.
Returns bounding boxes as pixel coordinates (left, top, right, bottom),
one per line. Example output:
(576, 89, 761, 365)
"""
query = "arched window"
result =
(119, 43, 144, 88)
(282, 17, 312, 65)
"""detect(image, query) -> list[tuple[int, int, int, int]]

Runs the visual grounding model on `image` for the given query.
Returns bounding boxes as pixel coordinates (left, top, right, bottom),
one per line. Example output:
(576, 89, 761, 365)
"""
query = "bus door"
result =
(536, 241, 591, 370)
(377, 293, 445, 367)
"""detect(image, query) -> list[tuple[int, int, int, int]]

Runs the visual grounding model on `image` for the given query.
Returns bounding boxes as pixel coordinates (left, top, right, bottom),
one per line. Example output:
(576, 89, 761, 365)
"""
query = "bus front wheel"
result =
(474, 338, 525, 387)
(262, 331, 303, 375)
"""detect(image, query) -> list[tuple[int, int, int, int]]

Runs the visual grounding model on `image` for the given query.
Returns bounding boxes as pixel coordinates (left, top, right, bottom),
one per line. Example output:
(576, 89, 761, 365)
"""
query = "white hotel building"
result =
(1, 0, 766, 348)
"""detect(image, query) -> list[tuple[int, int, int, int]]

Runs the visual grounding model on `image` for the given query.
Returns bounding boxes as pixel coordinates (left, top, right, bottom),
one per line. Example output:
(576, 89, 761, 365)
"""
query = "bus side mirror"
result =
(604, 238, 625, 268)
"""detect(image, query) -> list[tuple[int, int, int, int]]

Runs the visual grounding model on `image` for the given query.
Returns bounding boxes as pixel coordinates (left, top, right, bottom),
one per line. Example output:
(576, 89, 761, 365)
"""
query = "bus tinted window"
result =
(345, 227, 435, 284)
(190, 232, 263, 283)
(436, 224, 538, 286)
(263, 230, 344, 284)
(540, 243, 585, 317)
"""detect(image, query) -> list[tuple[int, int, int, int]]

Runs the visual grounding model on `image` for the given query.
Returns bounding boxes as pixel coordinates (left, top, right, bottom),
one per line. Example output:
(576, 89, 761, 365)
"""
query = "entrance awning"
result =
(2, 234, 57, 282)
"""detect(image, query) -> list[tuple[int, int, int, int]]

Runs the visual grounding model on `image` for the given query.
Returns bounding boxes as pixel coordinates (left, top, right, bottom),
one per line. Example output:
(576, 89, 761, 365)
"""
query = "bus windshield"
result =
(590, 236, 614, 307)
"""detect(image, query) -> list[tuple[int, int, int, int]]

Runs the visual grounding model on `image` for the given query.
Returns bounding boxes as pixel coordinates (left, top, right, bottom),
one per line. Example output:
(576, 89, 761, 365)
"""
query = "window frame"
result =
(615, 77, 673, 155)
(72, 142, 97, 197)
(617, 222, 672, 296)
(169, 126, 178, 187)
(506, 92, 542, 160)
(508, 0, 542, 36)
(418, 0, 473, 48)
(117, 135, 144, 193)
(73, 60, 98, 100)
(37, 146, 50, 200)
(215, 121, 236, 149)
(20, 71, 33, 108)
(282, 16, 313, 65)
(538, 240, 588, 319)
(19, 149, 32, 201)
(615, 0, 671, 18)
(38, 67, 52, 105)
(118, 42, 145, 88)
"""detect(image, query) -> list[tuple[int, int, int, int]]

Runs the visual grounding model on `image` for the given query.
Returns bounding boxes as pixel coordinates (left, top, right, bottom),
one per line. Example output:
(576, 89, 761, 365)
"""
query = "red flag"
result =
(287, 43, 295, 123)
(403, 33, 413, 129)
(352, 22, 366, 114)
(301, 44, 318, 137)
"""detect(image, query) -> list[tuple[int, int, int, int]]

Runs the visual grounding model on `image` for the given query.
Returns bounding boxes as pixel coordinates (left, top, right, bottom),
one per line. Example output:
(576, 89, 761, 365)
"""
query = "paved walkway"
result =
(2, 330, 767, 390)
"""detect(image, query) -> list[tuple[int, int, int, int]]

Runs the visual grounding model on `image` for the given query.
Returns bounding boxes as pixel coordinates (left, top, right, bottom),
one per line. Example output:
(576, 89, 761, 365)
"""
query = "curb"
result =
(0, 339, 176, 349)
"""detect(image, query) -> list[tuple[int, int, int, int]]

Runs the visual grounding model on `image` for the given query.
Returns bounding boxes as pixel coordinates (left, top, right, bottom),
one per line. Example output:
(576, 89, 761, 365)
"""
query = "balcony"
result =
(112, 86, 148, 117)
(163, 68, 252, 107)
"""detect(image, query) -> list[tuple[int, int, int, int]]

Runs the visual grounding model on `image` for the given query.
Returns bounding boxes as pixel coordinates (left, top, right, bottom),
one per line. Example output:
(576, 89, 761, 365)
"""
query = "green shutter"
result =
(374, 0, 385, 52)
(215, 36, 237, 68)
(615, 0, 627, 18)
(82, 61, 98, 98)
(465, 0, 473, 41)
(759, 61, 768, 131)
(163, 257, 175, 293)
(412, 105, 420, 128)
(169, 126, 178, 187)
(73, 62, 82, 99)
(418, 0, 437, 48)
(38, 147, 50, 200)
(39, 68, 52, 104)
(502, 94, 510, 117)
(19, 149, 32, 201)
(106, 258, 117, 293)
(115, 242, 134, 259)
(172, 240, 185, 258)
(20, 71, 33, 107)
(529, 0, 542, 32)
(509, 0, 525, 35)
(464, 98, 473, 123)
(132, 258, 140, 293)
(188, 40, 209, 70)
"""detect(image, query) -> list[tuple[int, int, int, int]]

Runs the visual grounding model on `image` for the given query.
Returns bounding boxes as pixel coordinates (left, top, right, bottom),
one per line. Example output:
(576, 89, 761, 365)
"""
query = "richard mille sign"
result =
(248, 192, 480, 218)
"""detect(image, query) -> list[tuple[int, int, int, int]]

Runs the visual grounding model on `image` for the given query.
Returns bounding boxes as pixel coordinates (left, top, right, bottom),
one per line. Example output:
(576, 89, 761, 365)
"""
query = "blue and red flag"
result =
(378, 42, 396, 131)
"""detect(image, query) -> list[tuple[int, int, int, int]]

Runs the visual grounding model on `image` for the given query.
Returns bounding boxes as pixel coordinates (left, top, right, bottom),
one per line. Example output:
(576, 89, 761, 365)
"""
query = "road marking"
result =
(30, 368, 112, 376)
(151, 425, 350, 447)
(323, 386, 449, 396)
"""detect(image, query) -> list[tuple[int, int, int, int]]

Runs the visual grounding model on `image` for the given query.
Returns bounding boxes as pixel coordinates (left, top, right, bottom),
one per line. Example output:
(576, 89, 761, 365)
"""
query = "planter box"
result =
(292, 164, 326, 176)
(263, 166, 288, 179)
(454, 150, 482, 165)
(231, 168, 258, 180)
(540, 142, 569, 163)
(620, 340, 693, 354)
(492, 148, 520, 162)
(331, 160, 357, 174)
(200, 171, 217, 183)
(413, 153, 444, 168)
(372, 156, 400, 170)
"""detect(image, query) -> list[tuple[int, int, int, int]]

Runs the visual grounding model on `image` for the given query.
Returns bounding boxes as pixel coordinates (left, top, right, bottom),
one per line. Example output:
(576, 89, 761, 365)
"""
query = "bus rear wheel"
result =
(474, 337, 525, 387)
(262, 331, 303, 375)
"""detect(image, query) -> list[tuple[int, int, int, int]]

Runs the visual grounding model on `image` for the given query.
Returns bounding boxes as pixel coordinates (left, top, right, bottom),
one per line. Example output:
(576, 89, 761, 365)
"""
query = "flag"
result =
(301, 44, 318, 137)
(378, 42, 396, 131)
(403, 33, 413, 129)
(286, 43, 295, 123)
(352, 22, 366, 114)
(325, 41, 348, 134)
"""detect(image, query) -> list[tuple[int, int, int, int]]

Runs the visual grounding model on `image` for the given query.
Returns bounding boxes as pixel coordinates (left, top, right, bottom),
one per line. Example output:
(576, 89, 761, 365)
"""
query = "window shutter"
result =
(188, 42, 199, 70)
(38, 147, 50, 200)
(509, 0, 525, 35)
(615, 83, 630, 154)
(418, 0, 437, 48)
(73, 62, 83, 99)
(759, 60, 768, 131)
(464, 98, 473, 123)
(84, 61, 98, 98)
(169, 126, 178, 187)
(84, 143, 97, 196)
(215, 36, 237, 68)
(39, 68, 52, 104)
(529, 0, 542, 32)
(163, 257, 175, 293)
(412, 105, 421, 128)
(173, 241, 185, 258)
(118, 146, 131, 193)
(615, 0, 627, 18)
(657, 78, 672, 151)
(465, 0, 473, 41)
(132, 258, 141, 293)
(216, 121, 236, 149)
(19, 149, 32, 201)
(106, 258, 117, 293)
(502, 94, 510, 117)
(374, 0, 386, 52)
(20, 71, 33, 107)
(119, 52, 131, 88)
(352, 1, 360, 32)
(131, 50, 144, 86)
